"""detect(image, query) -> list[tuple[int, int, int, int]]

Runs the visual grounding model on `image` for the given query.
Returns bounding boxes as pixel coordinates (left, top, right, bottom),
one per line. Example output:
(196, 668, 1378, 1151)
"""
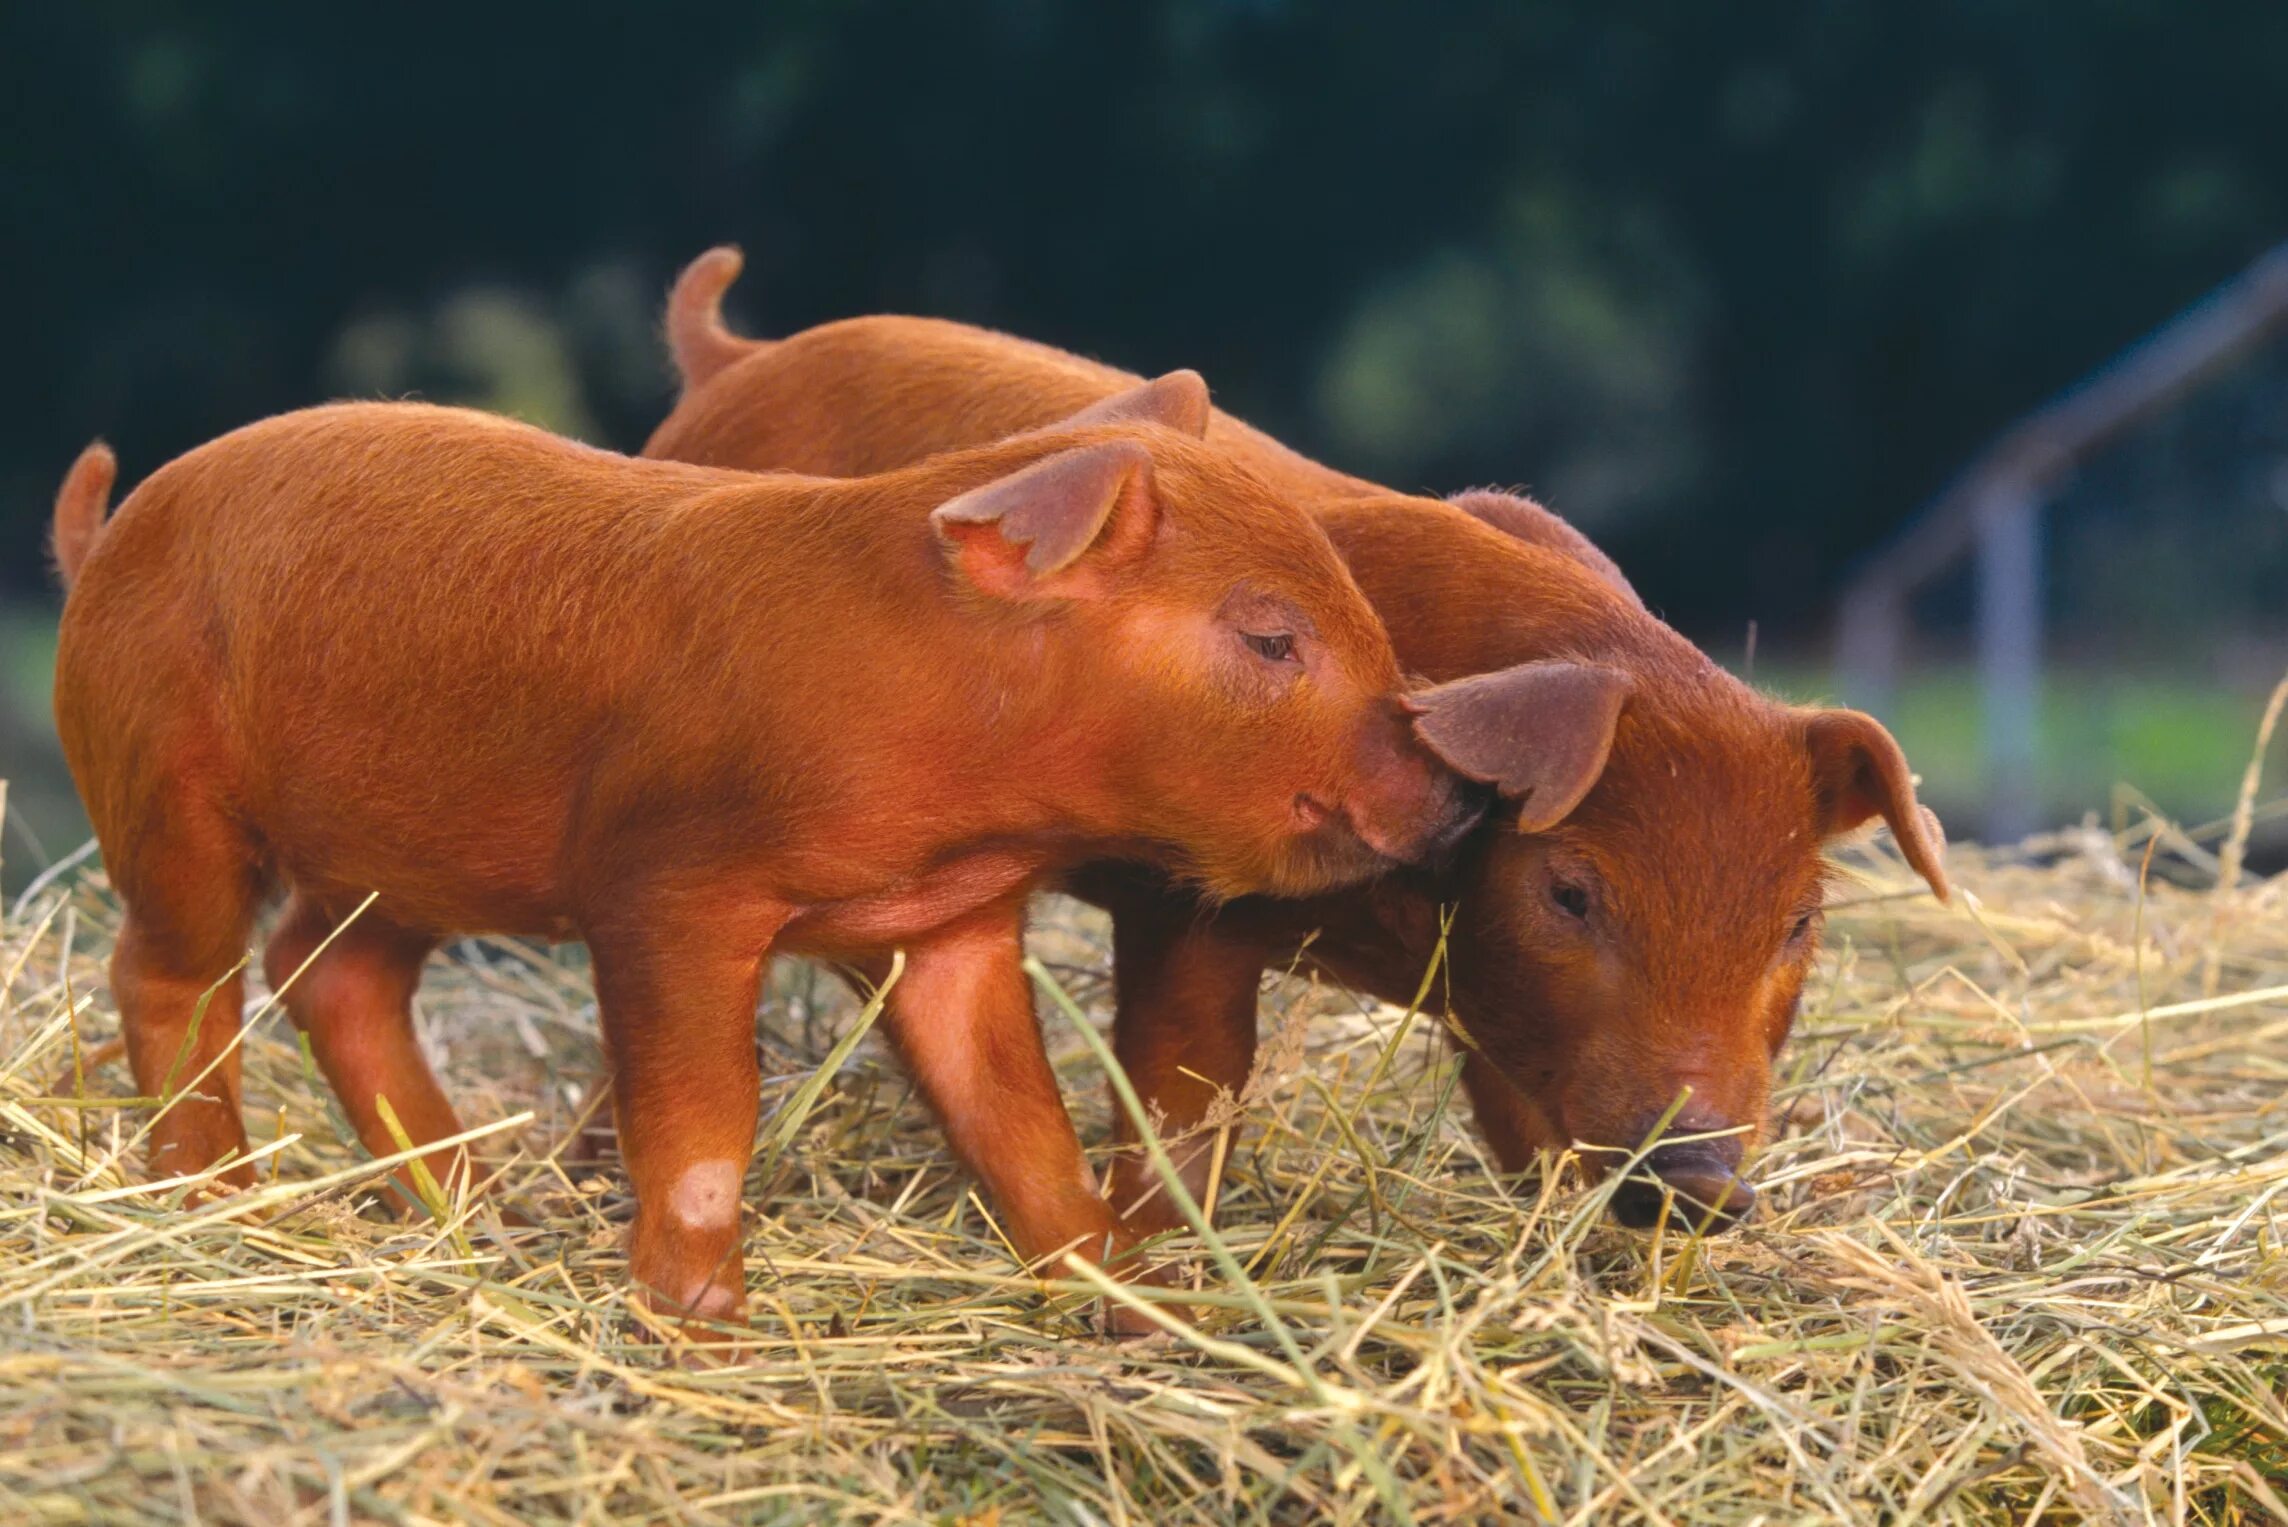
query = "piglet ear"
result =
(1445, 489, 1641, 606)
(1802, 709, 1950, 902)
(1409, 662, 1632, 832)
(931, 442, 1160, 601)
(1056, 370, 1213, 439)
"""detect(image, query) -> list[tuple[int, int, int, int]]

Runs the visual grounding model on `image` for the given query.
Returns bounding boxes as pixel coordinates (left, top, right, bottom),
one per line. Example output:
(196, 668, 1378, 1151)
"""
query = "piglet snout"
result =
(1339, 710, 1493, 864)
(1342, 775, 1486, 863)
(1419, 778, 1494, 859)
(1607, 1114, 1757, 1232)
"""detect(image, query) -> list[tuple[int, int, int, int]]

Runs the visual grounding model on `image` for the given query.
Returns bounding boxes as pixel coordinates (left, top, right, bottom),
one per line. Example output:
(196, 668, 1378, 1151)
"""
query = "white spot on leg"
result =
(668, 1159, 743, 1228)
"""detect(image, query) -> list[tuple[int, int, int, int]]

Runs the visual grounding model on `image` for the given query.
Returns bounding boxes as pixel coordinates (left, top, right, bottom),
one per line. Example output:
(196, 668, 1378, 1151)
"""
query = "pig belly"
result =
(778, 847, 1048, 959)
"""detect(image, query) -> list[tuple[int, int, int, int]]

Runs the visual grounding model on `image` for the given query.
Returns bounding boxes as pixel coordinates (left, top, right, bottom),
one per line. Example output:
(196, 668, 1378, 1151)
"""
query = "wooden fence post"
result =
(1832, 240, 2288, 843)
(1974, 485, 2043, 842)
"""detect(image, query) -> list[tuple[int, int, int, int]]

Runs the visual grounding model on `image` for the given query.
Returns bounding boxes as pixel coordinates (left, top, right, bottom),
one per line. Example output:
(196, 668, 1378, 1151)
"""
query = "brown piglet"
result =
(48, 387, 1491, 1333)
(643, 247, 1951, 1238)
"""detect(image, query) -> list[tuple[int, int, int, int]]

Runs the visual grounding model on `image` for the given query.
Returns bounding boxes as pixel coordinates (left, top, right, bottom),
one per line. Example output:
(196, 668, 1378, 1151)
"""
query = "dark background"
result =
(4, 3, 2286, 879)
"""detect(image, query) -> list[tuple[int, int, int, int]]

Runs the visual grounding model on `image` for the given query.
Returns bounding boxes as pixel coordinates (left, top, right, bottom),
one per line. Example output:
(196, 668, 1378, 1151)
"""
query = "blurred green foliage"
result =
(5, 1, 2285, 629)
(2, 4, 2285, 878)
(1761, 664, 2275, 834)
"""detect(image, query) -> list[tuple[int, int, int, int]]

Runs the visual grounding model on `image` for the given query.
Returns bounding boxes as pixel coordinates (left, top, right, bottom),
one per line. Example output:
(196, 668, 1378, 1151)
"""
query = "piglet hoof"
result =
(652, 1322, 752, 1369)
(1100, 1294, 1189, 1339)
(148, 1115, 259, 1199)
(628, 1290, 751, 1365)
(627, 1203, 749, 1341)
(1094, 1259, 1193, 1338)
(176, 1170, 258, 1209)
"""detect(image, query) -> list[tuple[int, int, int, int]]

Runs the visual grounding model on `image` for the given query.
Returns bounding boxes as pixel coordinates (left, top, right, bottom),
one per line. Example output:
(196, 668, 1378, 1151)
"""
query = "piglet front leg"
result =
(586, 903, 781, 1340)
(1458, 1050, 1557, 1175)
(888, 902, 1179, 1334)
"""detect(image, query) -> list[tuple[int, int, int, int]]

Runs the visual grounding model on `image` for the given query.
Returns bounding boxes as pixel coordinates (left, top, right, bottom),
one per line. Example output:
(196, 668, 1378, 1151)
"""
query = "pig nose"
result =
(1343, 774, 1487, 864)
(1419, 778, 1492, 860)
(1605, 1112, 1756, 1232)
(1609, 1146, 1757, 1231)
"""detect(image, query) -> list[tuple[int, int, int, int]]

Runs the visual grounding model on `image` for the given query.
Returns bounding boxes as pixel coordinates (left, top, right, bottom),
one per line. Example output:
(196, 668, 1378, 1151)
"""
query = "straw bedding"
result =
(2, 772, 2286, 1524)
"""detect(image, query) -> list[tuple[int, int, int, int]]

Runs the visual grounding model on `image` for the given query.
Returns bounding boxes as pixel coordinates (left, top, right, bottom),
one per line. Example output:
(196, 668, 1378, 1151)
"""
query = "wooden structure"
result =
(1835, 241, 2288, 841)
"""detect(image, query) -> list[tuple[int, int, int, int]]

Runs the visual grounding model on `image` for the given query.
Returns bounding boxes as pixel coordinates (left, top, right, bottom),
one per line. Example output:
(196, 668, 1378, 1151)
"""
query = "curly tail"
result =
(51, 441, 118, 590)
(666, 245, 761, 391)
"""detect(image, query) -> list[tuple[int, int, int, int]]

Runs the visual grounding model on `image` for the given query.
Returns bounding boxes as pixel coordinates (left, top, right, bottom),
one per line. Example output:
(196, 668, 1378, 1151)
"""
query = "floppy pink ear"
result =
(931, 442, 1160, 601)
(1803, 709, 1950, 901)
(1410, 662, 1632, 832)
(1057, 370, 1212, 439)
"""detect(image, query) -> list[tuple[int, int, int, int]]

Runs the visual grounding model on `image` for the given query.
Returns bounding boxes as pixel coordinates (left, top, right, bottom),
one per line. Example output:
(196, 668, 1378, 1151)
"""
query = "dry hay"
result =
(3, 772, 2287, 1524)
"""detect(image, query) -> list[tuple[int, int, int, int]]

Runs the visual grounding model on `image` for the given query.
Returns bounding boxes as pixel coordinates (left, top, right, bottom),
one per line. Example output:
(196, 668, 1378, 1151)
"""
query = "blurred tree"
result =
(3, 0, 2284, 643)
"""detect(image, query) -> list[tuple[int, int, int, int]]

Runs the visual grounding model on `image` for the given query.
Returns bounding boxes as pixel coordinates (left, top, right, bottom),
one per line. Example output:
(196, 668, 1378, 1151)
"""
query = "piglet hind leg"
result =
(586, 910, 776, 1341)
(1104, 903, 1265, 1243)
(108, 795, 265, 1191)
(263, 893, 466, 1208)
(887, 904, 1176, 1335)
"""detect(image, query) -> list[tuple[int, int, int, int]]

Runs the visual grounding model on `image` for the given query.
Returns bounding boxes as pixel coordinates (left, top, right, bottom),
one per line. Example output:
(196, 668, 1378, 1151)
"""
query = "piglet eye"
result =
(1789, 911, 1818, 944)
(1241, 631, 1298, 664)
(1550, 881, 1591, 921)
